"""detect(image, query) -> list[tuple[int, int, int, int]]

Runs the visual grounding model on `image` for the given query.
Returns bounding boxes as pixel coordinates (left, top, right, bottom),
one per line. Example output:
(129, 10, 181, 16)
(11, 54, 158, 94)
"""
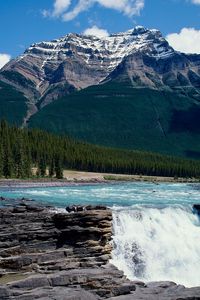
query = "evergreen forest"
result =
(0, 120, 200, 179)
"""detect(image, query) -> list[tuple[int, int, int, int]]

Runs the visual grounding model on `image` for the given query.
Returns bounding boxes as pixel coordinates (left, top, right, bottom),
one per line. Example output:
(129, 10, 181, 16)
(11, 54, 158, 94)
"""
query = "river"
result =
(0, 182, 200, 287)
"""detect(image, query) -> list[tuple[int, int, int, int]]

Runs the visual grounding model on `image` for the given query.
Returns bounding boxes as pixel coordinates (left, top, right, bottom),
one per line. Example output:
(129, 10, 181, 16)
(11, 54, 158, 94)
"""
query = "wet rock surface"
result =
(193, 204, 200, 215)
(0, 199, 200, 299)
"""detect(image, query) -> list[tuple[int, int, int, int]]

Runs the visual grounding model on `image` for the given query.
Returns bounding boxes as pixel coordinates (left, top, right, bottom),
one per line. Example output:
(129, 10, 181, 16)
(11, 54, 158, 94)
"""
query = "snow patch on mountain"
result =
(25, 26, 175, 73)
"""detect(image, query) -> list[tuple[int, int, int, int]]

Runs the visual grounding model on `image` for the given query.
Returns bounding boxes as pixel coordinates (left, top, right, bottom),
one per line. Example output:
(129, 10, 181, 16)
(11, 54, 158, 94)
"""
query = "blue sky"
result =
(0, 0, 200, 66)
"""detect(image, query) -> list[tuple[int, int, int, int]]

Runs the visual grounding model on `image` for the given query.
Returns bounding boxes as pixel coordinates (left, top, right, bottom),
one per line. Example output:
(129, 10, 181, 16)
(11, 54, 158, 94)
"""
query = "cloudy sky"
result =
(0, 0, 200, 68)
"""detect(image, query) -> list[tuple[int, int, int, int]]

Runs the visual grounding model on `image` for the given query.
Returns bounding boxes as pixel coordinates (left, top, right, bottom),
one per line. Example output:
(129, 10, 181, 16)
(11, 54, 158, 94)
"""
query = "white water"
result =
(1, 183, 200, 287)
(111, 205, 200, 287)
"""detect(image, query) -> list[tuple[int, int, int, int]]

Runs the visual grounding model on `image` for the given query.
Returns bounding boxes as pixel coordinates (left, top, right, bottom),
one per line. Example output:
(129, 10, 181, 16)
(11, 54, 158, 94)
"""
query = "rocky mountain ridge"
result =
(1, 26, 200, 110)
(1, 26, 200, 157)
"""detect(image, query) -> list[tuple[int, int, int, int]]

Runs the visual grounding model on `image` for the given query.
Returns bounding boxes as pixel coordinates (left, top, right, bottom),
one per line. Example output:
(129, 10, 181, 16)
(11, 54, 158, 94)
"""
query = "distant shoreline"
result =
(0, 170, 199, 188)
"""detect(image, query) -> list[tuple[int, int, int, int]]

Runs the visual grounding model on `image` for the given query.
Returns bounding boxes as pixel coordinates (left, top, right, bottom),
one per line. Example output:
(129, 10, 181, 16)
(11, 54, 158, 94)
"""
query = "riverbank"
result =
(0, 199, 200, 300)
(0, 170, 199, 188)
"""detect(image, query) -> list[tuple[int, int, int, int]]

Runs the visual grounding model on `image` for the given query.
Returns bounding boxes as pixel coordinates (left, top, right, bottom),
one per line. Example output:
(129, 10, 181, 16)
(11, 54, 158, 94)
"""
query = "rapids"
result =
(0, 182, 200, 287)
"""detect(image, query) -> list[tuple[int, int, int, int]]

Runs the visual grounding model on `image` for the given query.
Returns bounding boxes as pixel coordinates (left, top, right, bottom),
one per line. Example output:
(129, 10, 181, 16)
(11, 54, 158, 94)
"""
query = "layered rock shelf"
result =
(0, 199, 200, 299)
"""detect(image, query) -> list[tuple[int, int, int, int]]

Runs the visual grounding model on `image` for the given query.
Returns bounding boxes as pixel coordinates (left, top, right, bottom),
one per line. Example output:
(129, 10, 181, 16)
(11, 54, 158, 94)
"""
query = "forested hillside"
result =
(0, 120, 200, 179)
(0, 81, 27, 125)
(1, 27, 200, 159)
(29, 82, 200, 159)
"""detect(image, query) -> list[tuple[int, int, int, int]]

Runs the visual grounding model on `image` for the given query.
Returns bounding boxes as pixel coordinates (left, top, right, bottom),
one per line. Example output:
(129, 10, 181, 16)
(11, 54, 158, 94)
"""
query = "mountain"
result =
(0, 81, 27, 126)
(2, 26, 200, 109)
(1, 26, 200, 158)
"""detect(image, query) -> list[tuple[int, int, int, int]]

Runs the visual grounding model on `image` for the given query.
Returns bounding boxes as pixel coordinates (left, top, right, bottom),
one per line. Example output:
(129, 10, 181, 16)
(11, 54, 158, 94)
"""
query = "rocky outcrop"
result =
(0, 199, 200, 299)
(0, 201, 112, 272)
(0, 200, 135, 299)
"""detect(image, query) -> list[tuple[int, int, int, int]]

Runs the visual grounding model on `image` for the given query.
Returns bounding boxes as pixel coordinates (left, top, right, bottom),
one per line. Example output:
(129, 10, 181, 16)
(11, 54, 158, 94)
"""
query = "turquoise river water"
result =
(0, 182, 200, 287)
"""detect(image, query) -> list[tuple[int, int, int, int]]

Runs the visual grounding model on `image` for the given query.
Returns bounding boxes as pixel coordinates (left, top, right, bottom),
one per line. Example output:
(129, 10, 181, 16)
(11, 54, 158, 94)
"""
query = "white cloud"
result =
(47, 0, 144, 20)
(166, 28, 200, 54)
(98, 0, 145, 16)
(53, 0, 71, 17)
(191, 0, 200, 4)
(63, 0, 92, 21)
(83, 25, 109, 38)
(0, 53, 11, 69)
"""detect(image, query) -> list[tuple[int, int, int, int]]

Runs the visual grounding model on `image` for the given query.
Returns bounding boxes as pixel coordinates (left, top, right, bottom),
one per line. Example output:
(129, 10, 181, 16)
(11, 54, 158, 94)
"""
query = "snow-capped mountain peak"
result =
(25, 26, 174, 73)
(1, 26, 200, 110)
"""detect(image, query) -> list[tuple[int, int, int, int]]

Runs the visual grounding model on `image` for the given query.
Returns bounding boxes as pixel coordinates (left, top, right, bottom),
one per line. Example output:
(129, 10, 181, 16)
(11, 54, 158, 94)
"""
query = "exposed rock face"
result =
(0, 200, 133, 299)
(1, 26, 200, 112)
(106, 51, 200, 97)
(0, 202, 112, 273)
(0, 200, 200, 299)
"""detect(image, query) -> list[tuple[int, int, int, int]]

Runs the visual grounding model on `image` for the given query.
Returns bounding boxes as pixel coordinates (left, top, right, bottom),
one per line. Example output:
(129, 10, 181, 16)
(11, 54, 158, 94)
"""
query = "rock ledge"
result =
(0, 200, 200, 299)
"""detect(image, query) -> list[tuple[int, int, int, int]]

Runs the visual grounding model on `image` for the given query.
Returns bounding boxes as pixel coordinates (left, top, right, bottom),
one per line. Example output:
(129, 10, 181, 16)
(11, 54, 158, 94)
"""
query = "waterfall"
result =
(111, 205, 200, 287)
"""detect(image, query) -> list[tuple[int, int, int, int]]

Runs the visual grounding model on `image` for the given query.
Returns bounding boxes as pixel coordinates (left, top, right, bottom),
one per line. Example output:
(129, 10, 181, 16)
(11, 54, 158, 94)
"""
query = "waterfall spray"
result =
(111, 205, 200, 287)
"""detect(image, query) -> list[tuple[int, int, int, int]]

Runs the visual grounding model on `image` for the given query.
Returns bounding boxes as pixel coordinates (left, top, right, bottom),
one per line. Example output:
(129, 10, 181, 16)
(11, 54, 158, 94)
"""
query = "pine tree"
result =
(0, 120, 199, 179)
(55, 156, 63, 179)
(38, 157, 46, 177)
(14, 135, 27, 178)
(0, 143, 3, 177)
(49, 158, 55, 177)
(3, 137, 13, 178)
(24, 146, 32, 178)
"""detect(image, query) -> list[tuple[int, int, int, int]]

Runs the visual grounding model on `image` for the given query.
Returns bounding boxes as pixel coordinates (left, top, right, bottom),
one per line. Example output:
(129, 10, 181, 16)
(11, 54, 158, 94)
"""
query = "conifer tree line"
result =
(0, 120, 200, 179)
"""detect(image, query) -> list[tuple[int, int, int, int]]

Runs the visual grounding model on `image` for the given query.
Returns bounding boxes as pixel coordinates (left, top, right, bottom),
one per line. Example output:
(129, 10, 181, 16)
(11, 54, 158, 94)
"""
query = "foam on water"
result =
(111, 205, 200, 287)
(0, 182, 199, 207)
(0, 182, 200, 287)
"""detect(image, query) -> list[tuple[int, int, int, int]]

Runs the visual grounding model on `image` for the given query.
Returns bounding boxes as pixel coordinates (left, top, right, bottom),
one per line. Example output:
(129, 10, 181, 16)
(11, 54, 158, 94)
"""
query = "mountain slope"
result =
(29, 81, 200, 158)
(1, 26, 200, 158)
(0, 81, 27, 125)
(1, 26, 200, 108)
